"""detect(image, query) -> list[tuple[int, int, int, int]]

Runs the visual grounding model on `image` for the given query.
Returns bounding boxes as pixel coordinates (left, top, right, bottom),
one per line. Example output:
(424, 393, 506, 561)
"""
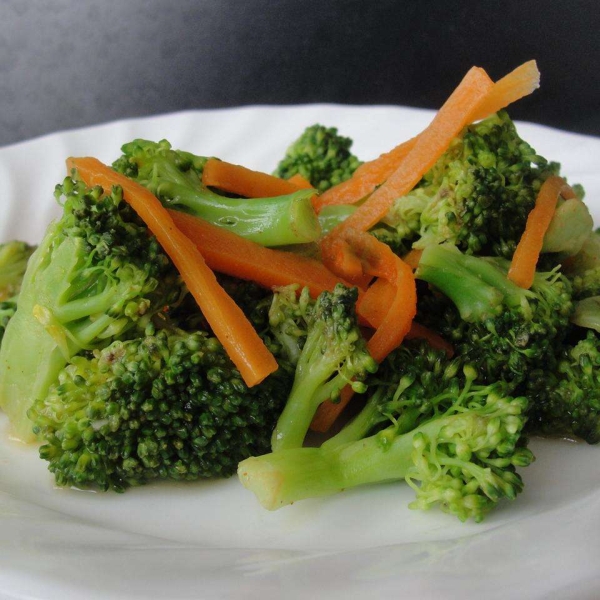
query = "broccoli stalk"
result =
(0, 177, 184, 441)
(270, 284, 377, 451)
(273, 124, 362, 192)
(113, 139, 321, 247)
(239, 372, 533, 522)
(322, 340, 464, 450)
(415, 244, 573, 384)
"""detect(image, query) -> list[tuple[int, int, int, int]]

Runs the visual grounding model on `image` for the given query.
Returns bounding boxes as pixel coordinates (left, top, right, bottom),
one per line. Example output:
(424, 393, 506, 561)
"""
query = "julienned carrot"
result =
(469, 60, 540, 122)
(402, 248, 423, 270)
(311, 231, 416, 432)
(202, 158, 306, 198)
(356, 279, 453, 356)
(405, 322, 454, 357)
(67, 156, 278, 388)
(508, 176, 575, 289)
(356, 277, 394, 328)
(320, 68, 494, 250)
(169, 209, 351, 298)
(287, 173, 314, 189)
(313, 136, 418, 212)
(315, 61, 539, 215)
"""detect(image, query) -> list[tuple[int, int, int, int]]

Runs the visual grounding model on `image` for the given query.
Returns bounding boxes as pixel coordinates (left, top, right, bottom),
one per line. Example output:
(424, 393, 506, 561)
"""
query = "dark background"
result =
(1, 0, 599, 146)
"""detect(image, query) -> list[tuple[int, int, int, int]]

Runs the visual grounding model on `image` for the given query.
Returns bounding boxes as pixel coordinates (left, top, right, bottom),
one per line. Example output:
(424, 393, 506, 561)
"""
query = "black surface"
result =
(1, 0, 599, 146)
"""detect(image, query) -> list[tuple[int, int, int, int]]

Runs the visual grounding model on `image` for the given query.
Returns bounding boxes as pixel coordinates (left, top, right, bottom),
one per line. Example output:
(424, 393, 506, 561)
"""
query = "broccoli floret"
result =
(323, 339, 462, 449)
(273, 124, 362, 192)
(0, 177, 184, 441)
(415, 244, 573, 385)
(29, 327, 291, 491)
(239, 350, 533, 522)
(0, 241, 36, 300)
(113, 139, 320, 247)
(269, 284, 377, 451)
(382, 112, 559, 258)
(526, 330, 600, 444)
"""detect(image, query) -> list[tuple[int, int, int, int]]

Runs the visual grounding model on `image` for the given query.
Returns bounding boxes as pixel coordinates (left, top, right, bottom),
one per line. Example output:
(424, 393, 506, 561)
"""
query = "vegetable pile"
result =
(1, 60, 599, 523)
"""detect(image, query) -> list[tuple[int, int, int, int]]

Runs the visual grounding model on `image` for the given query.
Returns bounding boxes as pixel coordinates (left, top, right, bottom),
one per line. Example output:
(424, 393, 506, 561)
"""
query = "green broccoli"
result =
(112, 139, 320, 247)
(322, 339, 462, 449)
(273, 124, 362, 192)
(526, 330, 600, 444)
(415, 244, 573, 386)
(239, 348, 533, 522)
(29, 327, 291, 491)
(0, 176, 184, 441)
(0, 240, 36, 345)
(0, 240, 36, 300)
(382, 112, 560, 258)
(0, 299, 17, 346)
(269, 284, 377, 451)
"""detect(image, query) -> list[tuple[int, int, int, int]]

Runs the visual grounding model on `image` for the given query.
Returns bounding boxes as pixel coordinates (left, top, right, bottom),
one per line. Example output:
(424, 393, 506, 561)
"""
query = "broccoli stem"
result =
(271, 329, 339, 451)
(322, 395, 420, 450)
(240, 418, 444, 510)
(416, 244, 509, 321)
(317, 205, 356, 235)
(147, 160, 321, 247)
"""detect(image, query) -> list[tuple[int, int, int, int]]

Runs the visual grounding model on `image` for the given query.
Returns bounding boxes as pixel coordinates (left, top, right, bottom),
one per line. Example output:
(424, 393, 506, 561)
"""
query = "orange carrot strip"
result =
(405, 322, 454, 357)
(202, 158, 305, 197)
(508, 176, 575, 289)
(287, 173, 314, 189)
(402, 248, 423, 270)
(469, 60, 540, 122)
(320, 68, 494, 257)
(313, 136, 418, 212)
(168, 209, 351, 298)
(356, 278, 394, 328)
(67, 156, 278, 387)
(355, 280, 452, 356)
(311, 231, 416, 432)
(315, 61, 538, 216)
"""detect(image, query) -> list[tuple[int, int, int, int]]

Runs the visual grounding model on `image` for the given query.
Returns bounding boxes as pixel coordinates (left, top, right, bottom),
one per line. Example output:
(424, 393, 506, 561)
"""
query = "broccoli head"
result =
(113, 139, 320, 247)
(273, 124, 362, 192)
(269, 284, 377, 451)
(382, 111, 560, 258)
(29, 327, 291, 491)
(239, 344, 533, 522)
(0, 176, 184, 441)
(526, 330, 600, 444)
(416, 244, 573, 386)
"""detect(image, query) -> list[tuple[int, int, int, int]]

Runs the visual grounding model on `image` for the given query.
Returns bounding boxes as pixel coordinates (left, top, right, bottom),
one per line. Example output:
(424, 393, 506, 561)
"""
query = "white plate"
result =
(1, 106, 599, 600)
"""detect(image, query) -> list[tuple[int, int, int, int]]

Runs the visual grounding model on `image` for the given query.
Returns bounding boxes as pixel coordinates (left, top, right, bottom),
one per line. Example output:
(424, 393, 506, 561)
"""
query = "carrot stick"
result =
(469, 60, 540, 122)
(508, 176, 575, 289)
(169, 209, 352, 298)
(313, 136, 418, 212)
(402, 248, 423, 270)
(320, 68, 494, 251)
(405, 322, 454, 357)
(287, 173, 314, 189)
(202, 158, 306, 198)
(311, 231, 416, 432)
(315, 61, 539, 215)
(67, 156, 278, 387)
(356, 278, 394, 328)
